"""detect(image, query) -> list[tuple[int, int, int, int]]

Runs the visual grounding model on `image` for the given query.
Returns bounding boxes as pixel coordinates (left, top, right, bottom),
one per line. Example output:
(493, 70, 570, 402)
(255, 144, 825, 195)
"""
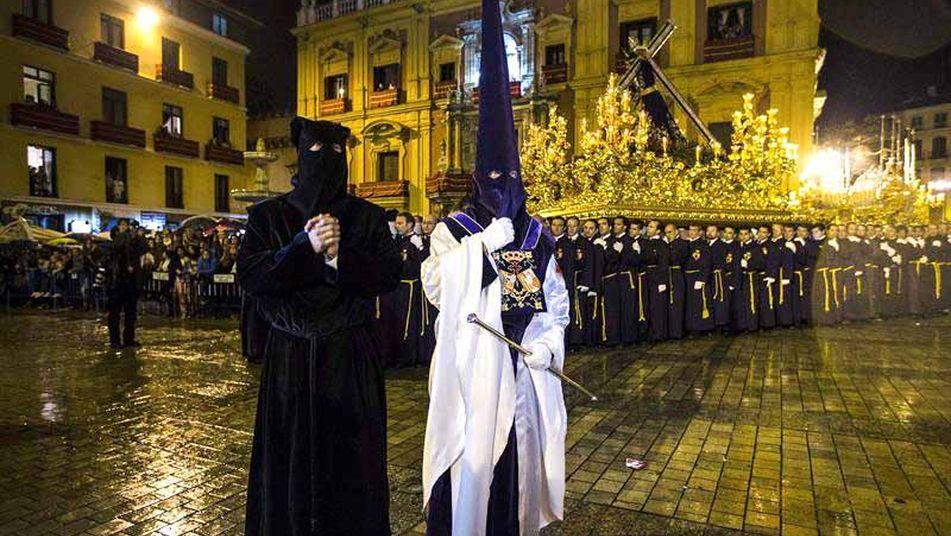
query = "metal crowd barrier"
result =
(3, 270, 242, 317)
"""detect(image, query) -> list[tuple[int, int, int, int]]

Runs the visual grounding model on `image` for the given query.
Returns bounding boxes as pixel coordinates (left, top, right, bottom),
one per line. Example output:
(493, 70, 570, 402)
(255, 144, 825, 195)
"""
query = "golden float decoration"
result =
(521, 75, 940, 224)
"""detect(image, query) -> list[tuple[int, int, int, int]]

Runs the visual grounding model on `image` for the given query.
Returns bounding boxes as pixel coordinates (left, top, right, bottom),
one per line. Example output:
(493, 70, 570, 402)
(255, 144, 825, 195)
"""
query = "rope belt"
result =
(747, 272, 756, 314)
(817, 267, 831, 312)
(573, 272, 583, 328)
(685, 270, 710, 318)
(934, 262, 942, 299)
(637, 272, 646, 321)
(400, 279, 418, 340)
(712, 269, 725, 302)
(830, 268, 841, 307)
(779, 267, 784, 305)
(668, 266, 681, 305)
(795, 270, 804, 297)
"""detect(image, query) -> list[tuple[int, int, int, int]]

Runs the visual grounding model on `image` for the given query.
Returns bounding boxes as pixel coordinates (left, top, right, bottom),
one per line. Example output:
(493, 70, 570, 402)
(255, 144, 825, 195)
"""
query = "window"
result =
(165, 166, 184, 208)
(709, 121, 734, 148)
(23, 0, 51, 24)
(914, 139, 923, 159)
(161, 0, 180, 15)
(162, 104, 183, 137)
(102, 87, 127, 126)
(377, 151, 399, 181)
(620, 18, 657, 51)
(212, 57, 228, 86)
(503, 33, 521, 82)
(438, 62, 456, 83)
(23, 65, 54, 106)
(324, 74, 347, 99)
(708, 2, 753, 41)
(545, 44, 566, 66)
(28, 145, 56, 197)
(936, 113, 948, 128)
(105, 157, 128, 204)
(100, 14, 124, 48)
(214, 174, 230, 213)
(372, 64, 401, 91)
(212, 13, 228, 36)
(911, 116, 923, 129)
(213, 117, 230, 145)
(162, 37, 181, 70)
(933, 136, 947, 158)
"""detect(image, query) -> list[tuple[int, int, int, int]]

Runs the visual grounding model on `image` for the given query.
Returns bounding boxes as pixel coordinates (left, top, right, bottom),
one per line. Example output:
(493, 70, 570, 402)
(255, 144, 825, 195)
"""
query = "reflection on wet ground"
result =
(0, 312, 948, 535)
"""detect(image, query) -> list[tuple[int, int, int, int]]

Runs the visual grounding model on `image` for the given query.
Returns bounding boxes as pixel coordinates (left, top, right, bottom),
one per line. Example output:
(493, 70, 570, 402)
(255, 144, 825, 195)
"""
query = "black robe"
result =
(683, 238, 713, 333)
(238, 193, 401, 536)
(643, 237, 670, 342)
(733, 240, 763, 332)
(709, 239, 734, 329)
(667, 238, 688, 339)
(394, 234, 427, 367)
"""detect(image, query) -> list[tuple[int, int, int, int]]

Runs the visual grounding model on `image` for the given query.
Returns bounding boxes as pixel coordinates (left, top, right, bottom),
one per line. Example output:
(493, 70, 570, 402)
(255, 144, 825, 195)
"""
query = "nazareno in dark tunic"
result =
(238, 117, 401, 535)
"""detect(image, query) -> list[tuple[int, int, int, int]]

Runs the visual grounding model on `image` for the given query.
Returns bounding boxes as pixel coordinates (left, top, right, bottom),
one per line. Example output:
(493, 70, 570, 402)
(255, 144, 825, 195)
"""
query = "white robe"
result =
(420, 221, 569, 536)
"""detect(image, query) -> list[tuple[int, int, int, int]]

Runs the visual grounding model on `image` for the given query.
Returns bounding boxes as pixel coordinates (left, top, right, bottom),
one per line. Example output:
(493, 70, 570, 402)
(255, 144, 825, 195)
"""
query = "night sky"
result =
(227, 0, 951, 126)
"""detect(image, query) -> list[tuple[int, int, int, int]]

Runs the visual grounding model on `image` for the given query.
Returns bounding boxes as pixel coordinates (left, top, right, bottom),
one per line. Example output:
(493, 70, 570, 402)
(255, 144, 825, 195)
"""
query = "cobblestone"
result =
(0, 312, 949, 535)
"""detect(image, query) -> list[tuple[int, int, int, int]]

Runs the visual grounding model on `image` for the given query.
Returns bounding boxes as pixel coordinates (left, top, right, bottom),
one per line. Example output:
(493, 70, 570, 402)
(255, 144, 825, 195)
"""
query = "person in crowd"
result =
(642, 220, 669, 342)
(707, 224, 732, 333)
(392, 211, 427, 367)
(665, 223, 687, 339)
(106, 218, 148, 348)
(772, 223, 796, 327)
(683, 224, 713, 335)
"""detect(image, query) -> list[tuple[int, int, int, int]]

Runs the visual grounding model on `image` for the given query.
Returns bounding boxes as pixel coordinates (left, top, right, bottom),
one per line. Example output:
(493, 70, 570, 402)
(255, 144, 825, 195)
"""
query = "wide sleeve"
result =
(421, 222, 460, 308)
(336, 209, 401, 297)
(236, 208, 328, 295)
(522, 255, 570, 368)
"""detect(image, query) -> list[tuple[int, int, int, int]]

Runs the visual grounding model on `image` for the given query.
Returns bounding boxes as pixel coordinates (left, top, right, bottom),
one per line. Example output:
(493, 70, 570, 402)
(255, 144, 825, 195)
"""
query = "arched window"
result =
(504, 33, 521, 82)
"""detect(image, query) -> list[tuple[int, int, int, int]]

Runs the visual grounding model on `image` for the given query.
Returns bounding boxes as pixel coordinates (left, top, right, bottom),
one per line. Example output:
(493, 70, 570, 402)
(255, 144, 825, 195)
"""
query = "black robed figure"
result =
(237, 117, 401, 535)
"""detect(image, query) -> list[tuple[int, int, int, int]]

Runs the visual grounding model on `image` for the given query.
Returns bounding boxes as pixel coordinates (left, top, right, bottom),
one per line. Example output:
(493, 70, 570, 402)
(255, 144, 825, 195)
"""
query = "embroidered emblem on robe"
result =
(726, 253, 733, 264)
(491, 250, 545, 313)
(692, 249, 702, 261)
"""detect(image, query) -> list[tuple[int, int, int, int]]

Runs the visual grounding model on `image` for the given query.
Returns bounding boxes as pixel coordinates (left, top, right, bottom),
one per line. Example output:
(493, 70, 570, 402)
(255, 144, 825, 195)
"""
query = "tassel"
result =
(638, 273, 646, 322)
(701, 285, 710, 319)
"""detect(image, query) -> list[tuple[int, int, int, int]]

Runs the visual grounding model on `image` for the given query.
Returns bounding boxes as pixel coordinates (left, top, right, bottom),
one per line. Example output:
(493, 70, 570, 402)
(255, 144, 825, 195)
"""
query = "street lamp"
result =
(136, 5, 160, 31)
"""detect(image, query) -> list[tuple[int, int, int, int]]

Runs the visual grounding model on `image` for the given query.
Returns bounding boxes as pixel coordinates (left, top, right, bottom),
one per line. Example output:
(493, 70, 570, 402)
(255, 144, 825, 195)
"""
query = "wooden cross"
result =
(616, 19, 716, 145)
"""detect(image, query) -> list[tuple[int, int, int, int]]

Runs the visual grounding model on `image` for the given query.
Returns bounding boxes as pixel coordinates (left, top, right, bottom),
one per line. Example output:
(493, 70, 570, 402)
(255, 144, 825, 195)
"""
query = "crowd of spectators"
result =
(0, 223, 243, 317)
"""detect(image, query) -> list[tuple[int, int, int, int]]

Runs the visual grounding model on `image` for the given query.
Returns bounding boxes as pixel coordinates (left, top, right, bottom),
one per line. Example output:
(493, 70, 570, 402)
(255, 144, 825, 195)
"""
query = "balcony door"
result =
(162, 37, 181, 71)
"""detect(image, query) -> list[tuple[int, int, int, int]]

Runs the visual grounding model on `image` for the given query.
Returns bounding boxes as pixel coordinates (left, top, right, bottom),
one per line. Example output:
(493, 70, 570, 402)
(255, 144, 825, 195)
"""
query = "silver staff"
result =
(466, 313, 599, 402)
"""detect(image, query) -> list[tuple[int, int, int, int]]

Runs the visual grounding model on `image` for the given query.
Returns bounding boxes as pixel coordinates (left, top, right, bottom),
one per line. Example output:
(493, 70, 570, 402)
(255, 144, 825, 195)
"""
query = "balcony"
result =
(542, 64, 568, 85)
(205, 142, 244, 165)
(298, 0, 405, 24)
(154, 132, 199, 158)
(433, 80, 456, 100)
(208, 82, 240, 104)
(93, 42, 138, 73)
(703, 35, 755, 63)
(355, 180, 409, 199)
(369, 88, 400, 109)
(12, 14, 69, 50)
(426, 171, 470, 200)
(156, 65, 195, 89)
(319, 98, 351, 115)
(10, 102, 79, 136)
(90, 121, 146, 148)
(471, 81, 522, 102)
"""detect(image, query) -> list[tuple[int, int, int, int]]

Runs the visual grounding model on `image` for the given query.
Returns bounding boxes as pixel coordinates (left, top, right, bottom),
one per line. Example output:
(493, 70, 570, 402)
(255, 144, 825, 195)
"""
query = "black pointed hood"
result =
(286, 117, 351, 217)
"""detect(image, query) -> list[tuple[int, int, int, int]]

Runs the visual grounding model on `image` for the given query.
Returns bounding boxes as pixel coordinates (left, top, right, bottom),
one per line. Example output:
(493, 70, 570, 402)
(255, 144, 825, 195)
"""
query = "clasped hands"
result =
(305, 214, 340, 260)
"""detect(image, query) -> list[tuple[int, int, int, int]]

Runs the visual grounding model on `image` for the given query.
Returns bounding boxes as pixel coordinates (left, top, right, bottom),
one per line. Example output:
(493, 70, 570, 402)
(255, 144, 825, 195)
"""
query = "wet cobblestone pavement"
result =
(1, 312, 949, 535)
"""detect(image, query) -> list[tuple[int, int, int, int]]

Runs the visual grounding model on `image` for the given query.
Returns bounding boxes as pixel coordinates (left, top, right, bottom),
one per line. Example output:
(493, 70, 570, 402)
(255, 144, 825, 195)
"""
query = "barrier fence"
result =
(3, 270, 242, 317)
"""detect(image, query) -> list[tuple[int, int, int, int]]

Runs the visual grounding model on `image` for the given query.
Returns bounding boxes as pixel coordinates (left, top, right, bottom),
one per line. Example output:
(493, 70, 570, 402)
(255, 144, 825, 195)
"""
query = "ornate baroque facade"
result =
(292, 0, 823, 215)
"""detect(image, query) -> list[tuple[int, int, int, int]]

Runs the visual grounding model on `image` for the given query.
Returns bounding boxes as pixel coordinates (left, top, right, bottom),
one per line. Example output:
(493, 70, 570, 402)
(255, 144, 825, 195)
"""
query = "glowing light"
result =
(136, 6, 160, 31)
(800, 148, 846, 193)
(929, 178, 951, 192)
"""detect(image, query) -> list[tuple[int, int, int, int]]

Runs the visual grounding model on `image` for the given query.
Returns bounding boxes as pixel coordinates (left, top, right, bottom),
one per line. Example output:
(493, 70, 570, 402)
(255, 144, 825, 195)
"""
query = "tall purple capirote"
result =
(471, 0, 526, 223)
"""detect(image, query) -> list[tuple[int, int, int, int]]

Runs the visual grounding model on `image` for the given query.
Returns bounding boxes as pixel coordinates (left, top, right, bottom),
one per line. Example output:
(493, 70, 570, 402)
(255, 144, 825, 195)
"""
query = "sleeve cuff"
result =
(324, 255, 339, 270)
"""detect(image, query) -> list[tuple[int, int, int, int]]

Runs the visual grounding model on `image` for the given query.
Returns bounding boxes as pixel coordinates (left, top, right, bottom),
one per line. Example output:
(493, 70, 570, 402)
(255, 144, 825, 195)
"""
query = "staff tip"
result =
(466, 313, 477, 323)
